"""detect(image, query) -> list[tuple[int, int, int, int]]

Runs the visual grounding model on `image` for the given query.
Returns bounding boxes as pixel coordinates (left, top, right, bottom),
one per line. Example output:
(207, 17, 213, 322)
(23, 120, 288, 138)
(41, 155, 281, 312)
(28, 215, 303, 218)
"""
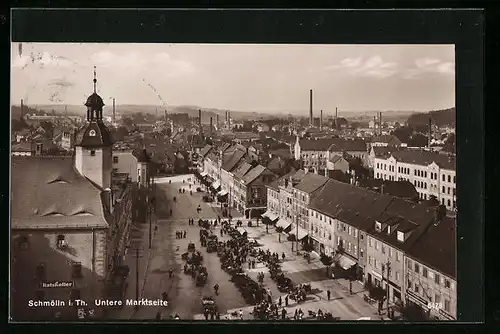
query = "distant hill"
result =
(406, 107, 455, 128)
(10, 104, 274, 124)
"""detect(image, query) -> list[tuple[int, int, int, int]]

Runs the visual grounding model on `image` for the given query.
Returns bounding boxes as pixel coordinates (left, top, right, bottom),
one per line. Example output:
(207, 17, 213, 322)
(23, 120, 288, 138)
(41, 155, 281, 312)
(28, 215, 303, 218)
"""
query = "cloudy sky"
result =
(11, 43, 455, 113)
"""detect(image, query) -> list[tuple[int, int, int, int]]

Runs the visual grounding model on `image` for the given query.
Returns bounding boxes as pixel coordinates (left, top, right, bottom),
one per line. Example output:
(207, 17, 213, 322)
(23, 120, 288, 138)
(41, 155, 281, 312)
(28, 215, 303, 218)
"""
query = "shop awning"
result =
(337, 254, 356, 270)
(296, 227, 309, 241)
(212, 181, 221, 189)
(237, 227, 247, 235)
(267, 212, 279, 222)
(200, 171, 208, 177)
(276, 219, 291, 230)
(262, 211, 278, 221)
(217, 190, 228, 197)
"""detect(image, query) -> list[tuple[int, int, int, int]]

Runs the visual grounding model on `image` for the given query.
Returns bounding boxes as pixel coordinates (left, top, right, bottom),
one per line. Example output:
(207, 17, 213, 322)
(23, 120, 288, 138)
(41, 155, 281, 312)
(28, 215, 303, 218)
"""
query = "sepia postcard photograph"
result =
(10, 41, 457, 322)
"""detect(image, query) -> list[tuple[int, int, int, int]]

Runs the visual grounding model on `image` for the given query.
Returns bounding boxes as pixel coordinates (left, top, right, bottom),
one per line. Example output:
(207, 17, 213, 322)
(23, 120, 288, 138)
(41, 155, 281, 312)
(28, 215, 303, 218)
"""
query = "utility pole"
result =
(135, 248, 140, 311)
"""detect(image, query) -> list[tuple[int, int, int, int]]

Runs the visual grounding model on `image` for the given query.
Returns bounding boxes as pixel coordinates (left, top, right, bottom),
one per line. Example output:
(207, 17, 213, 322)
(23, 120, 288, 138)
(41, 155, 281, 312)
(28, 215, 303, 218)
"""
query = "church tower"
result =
(74, 66, 113, 189)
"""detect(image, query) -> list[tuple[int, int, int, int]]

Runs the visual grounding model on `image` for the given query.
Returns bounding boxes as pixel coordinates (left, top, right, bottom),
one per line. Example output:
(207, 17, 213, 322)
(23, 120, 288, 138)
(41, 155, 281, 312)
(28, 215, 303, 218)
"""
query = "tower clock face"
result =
(89, 130, 96, 136)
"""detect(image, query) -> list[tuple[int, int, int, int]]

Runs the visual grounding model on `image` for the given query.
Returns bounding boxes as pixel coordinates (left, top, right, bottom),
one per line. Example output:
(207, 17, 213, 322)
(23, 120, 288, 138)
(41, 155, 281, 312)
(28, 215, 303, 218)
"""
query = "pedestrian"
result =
(268, 294, 272, 304)
(210, 312, 215, 320)
(327, 290, 331, 301)
(221, 229, 223, 237)
(183, 230, 187, 238)
(278, 296, 282, 307)
(282, 308, 286, 319)
(294, 309, 298, 320)
(285, 295, 289, 307)
(248, 261, 251, 269)
(282, 252, 285, 261)
(239, 309, 243, 320)
(168, 268, 173, 278)
(204, 312, 209, 320)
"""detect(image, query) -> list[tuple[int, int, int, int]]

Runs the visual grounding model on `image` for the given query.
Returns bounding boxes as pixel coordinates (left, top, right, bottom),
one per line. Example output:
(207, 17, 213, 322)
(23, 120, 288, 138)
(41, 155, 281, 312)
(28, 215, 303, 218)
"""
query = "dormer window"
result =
(375, 221, 382, 232)
(56, 235, 67, 250)
(397, 231, 405, 242)
(387, 225, 391, 235)
(90, 150, 96, 156)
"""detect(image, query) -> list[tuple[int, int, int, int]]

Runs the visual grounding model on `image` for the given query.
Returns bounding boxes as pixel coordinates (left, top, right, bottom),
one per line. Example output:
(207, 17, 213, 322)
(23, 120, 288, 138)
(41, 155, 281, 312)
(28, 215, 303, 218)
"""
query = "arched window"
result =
(56, 235, 66, 249)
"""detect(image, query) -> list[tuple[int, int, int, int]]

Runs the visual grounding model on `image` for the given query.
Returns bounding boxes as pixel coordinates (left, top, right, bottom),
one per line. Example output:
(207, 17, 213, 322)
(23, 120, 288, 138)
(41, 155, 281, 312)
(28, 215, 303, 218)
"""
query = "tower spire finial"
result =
(93, 66, 97, 93)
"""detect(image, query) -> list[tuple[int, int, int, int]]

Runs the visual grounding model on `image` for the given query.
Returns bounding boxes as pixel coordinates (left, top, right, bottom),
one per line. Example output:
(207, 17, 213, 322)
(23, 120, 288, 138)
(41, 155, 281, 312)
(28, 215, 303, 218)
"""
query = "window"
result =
(415, 285, 420, 294)
(447, 187, 450, 194)
(442, 186, 445, 193)
(444, 299, 450, 312)
(56, 235, 67, 249)
(425, 171, 427, 178)
(382, 245, 385, 254)
(396, 252, 401, 262)
(360, 234, 364, 241)
(435, 273, 441, 285)
(368, 256, 373, 265)
(448, 175, 451, 183)
(113, 156, 119, 163)
(36, 262, 46, 280)
(377, 163, 380, 169)
(90, 150, 96, 156)
(342, 224, 346, 232)
(375, 241, 379, 251)
(377, 173, 379, 178)
(353, 245, 357, 255)
(397, 231, 405, 242)
(72, 262, 83, 278)
(414, 263, 420, 273)
(369, 238, 372, 247)
(453, 188, 456, 196)
(396, 271, 400, 281)
(453, 176, 456, 183)
(423, 268, 428, 278)
(444, 279, 450, 288)
(348, 226, 352, 235)
(447, 199, 451, 207)
(388, 248, 392, 258)
(407, 280, 412, 290)
(360, 249, 364, 257)
(354, 229, 358, 238)
(435, 294, 441, 304)
(442, 174, 445, 181)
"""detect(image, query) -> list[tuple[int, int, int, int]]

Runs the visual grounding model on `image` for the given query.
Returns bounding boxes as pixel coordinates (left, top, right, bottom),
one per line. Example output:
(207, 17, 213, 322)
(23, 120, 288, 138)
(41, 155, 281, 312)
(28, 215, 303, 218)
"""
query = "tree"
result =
(408, 133, 428, 147)
(275, 226, 284, 242)
(123, 117, 134, 127)
(40, 121, 54, 137)
(392, 126, 413, 144)
(320, 253, 334, 277)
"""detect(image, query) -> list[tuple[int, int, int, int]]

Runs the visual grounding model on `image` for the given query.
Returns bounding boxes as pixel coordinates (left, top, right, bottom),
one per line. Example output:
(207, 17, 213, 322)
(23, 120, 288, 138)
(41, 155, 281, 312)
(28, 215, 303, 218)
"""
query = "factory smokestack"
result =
(225, 111, 228, 123)
(199, 109, 203, 136)
(373, 115, 376, 132)
(428, 118, 432, 148)
(379, 112, 383, 135)
(20, 99, 24, 120)
(335, 107, 338, 129)
(228, 111, 231, 126)
(320, 110, 323, 130)
(113, 98, 116, 123)
(216, 114, 219, 129)
(164, 110, 167, 121)
(210, 117, 213, 136)
(309, 89, 313, 126)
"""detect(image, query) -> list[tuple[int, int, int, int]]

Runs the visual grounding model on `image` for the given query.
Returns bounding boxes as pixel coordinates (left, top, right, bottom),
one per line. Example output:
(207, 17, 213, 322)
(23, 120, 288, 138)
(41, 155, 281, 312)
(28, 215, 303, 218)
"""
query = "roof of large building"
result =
(11, 156, 109, 229)
(406, 216, 456, 279)
(294, 173, 329, 194)
(372, 146, 399, 159)
(74, 121, 113, 148)
(12, 141, 34, 152)
(358, 179, 419, 200)
(299, 138, 367, 152)
(242, 164, 267, 185)
(390, 149, 456, 170)
(330, 154, 345, 164)
(132, 148, 151, 163)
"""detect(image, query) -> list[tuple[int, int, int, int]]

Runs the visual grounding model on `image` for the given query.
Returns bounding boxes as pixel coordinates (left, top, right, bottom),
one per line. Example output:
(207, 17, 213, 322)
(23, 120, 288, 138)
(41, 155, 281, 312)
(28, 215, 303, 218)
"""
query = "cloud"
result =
(90, 50, 195, 76)
(402, 58, 455, 79)
(325, 55, 398, 79)
(49, 78, 74, 88)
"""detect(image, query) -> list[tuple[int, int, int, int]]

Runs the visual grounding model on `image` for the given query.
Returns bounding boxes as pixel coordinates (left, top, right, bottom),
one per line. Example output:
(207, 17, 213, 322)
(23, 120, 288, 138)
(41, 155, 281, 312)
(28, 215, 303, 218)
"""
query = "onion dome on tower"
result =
(75, 66, 113, 147)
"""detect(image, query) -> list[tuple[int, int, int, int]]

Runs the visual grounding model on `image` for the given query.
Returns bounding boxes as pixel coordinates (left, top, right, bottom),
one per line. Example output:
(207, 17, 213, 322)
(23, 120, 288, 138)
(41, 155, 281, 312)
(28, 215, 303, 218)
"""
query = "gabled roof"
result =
(222, 149, 246, 172)
(12, 141, 34, 152)
(232, 161, 253, 179)
(11, 156, 108, 229)
(199, 144, 213, 158)
(299, 138, 367, 152)
(372, 146, 399, 158)
(372, 135, 402, 146)
(294, 173, 329, 194)
(242, 164, 267, 185)
(74, 120, 113, 148)
(407, 216, 456, 279)
(267, 169, 297, 190)
(330, 154, 345, 163)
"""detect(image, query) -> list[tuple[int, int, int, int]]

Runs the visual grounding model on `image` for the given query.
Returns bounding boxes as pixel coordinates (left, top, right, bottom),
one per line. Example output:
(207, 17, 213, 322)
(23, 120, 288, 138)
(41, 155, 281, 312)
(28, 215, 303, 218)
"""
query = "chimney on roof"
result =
(309, 89, 313, 126)
(20, 99, 24, 120)
(112, 98, 116, 123)
(428, 118, 432, 149)
(320, 110, 323, 130)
